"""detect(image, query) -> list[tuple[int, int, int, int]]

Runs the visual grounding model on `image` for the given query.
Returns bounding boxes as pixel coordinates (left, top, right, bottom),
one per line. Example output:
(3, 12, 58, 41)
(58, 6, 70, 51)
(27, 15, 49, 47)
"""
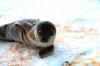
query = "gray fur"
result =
(0, 19, 56, 58)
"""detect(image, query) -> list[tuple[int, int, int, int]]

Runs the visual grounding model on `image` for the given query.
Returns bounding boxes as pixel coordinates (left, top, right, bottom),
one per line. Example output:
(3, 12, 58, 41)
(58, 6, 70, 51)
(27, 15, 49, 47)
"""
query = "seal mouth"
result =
(40, 36, 49, 43)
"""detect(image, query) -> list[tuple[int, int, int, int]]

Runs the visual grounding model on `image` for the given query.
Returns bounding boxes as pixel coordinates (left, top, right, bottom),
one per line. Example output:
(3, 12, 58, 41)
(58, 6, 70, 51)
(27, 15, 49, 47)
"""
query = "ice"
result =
(0, 0, 100, 66)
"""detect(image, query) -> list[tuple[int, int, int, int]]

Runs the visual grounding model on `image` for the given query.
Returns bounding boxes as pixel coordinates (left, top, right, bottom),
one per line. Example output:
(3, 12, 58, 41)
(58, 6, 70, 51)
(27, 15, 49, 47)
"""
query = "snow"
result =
(0, 0, 100, 66)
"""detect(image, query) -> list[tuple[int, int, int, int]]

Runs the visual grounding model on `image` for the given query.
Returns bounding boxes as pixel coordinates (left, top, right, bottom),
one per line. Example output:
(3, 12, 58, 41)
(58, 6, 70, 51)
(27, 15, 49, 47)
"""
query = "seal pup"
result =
(0, 19, 56, 58)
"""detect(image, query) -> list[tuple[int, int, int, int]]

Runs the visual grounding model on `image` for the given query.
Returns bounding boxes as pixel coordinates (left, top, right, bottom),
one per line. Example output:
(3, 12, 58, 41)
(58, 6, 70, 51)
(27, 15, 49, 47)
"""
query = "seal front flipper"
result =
(0, 25, 10, 41)
(39, 45, 54, 58)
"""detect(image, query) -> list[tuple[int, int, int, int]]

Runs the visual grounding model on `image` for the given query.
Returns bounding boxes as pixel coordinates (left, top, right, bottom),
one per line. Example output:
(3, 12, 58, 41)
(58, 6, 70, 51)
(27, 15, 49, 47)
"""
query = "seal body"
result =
(0, 19, 56, 58)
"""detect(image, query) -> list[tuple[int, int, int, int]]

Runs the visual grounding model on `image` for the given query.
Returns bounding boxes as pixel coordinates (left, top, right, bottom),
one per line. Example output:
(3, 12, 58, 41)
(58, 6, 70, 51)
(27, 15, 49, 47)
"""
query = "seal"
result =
(0, 19, 56, 58)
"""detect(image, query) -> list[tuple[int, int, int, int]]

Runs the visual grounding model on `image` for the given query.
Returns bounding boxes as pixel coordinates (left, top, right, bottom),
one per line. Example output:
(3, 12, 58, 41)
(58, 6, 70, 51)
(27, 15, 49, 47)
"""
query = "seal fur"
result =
(0, 19, 56, 58)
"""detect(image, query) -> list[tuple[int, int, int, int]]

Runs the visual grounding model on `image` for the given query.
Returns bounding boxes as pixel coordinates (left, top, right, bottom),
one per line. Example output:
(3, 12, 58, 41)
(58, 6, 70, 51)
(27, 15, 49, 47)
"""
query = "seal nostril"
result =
(41, 36, 49, 43)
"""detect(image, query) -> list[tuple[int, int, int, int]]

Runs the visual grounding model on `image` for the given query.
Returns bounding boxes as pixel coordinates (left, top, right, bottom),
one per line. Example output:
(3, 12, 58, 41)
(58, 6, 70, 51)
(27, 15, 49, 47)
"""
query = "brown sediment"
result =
(63, 56, 100, 66)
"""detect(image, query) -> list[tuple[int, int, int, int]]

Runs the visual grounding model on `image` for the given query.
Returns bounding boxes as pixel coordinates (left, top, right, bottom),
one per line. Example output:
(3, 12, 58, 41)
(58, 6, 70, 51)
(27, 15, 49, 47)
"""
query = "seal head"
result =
(27, 21, 56, 48)
(36, 21, 56, 43)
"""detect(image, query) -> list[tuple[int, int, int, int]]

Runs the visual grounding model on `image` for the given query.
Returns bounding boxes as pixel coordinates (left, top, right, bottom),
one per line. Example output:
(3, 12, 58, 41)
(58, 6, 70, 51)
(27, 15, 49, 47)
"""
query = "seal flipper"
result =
(0, 25, 15, 42)
(39, 45, 54, 58)
(0, 25, 8, 41)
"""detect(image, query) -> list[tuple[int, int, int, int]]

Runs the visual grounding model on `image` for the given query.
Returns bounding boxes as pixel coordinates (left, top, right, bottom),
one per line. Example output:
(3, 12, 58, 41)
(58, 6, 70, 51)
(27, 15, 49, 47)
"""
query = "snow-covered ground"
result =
(0, 0, 100, 66)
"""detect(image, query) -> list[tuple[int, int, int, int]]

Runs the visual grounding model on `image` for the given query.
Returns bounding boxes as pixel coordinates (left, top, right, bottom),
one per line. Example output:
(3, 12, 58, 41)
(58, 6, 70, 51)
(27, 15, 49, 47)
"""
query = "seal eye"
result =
(38, 31, 42, 34)
(47, 29, 53, 36)
(39, 31, 41, 33)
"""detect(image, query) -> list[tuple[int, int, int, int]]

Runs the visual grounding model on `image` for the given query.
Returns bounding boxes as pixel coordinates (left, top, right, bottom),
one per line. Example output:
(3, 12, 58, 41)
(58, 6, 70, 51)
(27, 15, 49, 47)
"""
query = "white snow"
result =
(0, 0, 100, 66)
